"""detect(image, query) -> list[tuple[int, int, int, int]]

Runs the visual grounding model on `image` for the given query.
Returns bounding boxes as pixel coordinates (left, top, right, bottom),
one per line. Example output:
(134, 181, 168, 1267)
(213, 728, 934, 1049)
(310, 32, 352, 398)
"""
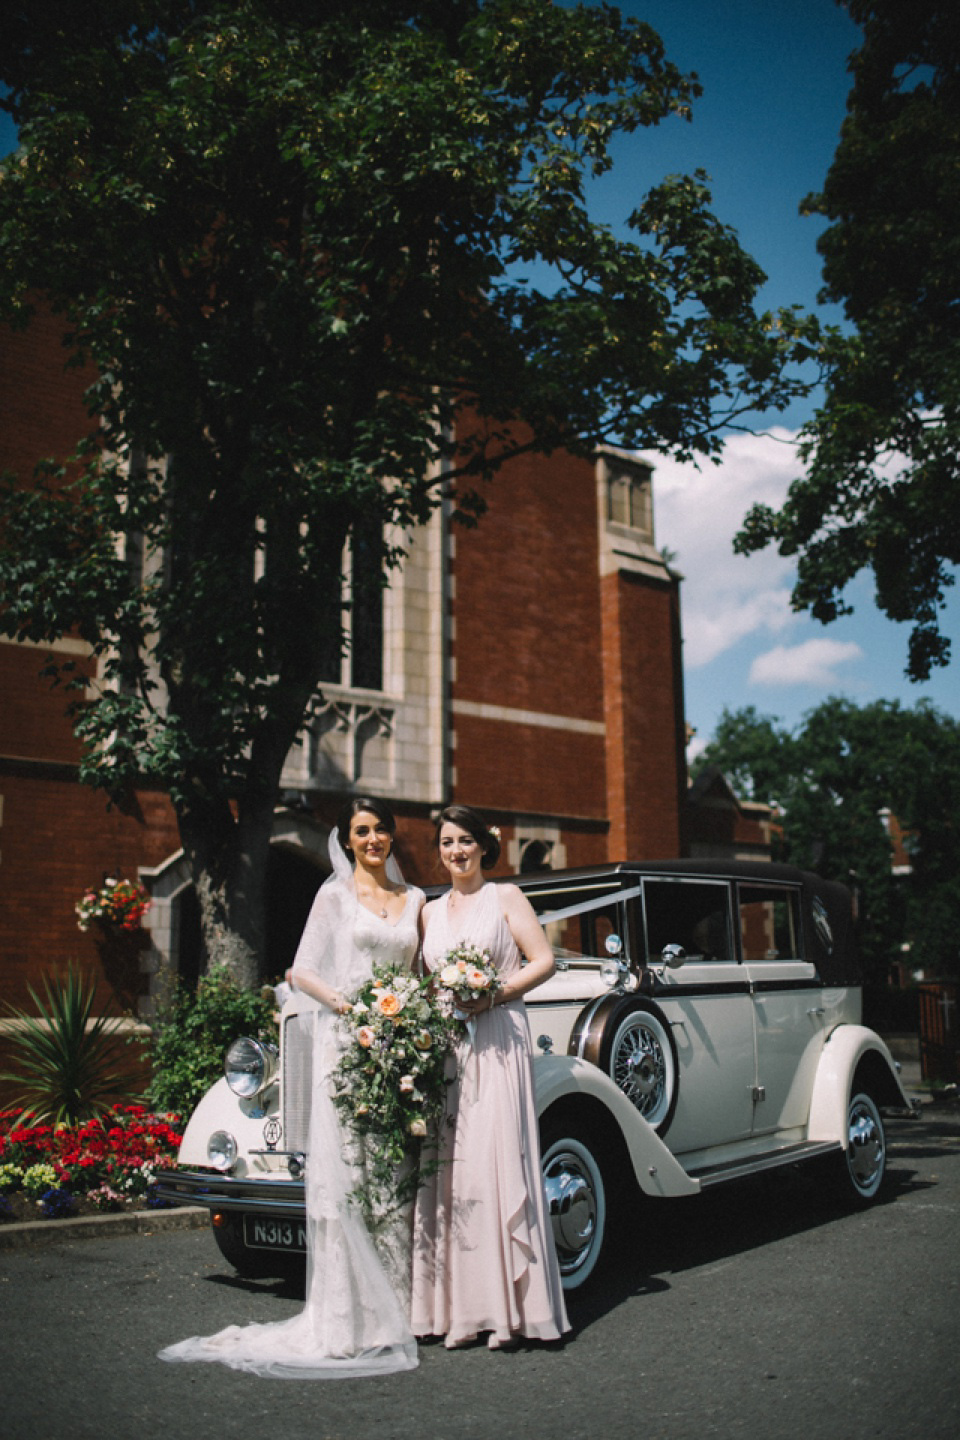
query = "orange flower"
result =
(377, 992, 401, 1017)
(356, 1026, 376, 1048)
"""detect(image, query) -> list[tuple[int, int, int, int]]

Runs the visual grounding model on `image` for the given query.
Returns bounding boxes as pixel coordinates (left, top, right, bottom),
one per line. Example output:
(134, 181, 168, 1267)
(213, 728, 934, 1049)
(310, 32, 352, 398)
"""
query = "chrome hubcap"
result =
(848, 1099, 884, 1192)
(543, 1149, 598, 1274)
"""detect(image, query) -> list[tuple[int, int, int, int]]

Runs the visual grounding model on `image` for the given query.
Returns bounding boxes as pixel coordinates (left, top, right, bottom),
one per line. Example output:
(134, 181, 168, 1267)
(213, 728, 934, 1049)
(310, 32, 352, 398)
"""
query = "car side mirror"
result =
(661, 943, 686, 970)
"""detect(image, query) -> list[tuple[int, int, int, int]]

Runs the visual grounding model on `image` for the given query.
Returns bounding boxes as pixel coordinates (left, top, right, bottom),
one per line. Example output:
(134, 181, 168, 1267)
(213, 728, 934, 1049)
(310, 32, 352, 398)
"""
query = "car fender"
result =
(177, 1076, 281, 1174)
(533, 1053, 700, 1198)
(807, 1025, 914, 1145)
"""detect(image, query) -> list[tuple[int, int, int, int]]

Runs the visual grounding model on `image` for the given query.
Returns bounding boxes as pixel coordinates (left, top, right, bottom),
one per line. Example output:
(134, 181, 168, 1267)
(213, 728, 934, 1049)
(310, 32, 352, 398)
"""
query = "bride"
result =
(159, 796, 424, 1378)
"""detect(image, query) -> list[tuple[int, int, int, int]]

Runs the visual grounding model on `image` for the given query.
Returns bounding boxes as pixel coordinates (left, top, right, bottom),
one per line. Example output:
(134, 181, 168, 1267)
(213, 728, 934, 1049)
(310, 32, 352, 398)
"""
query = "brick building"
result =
(1, 309, 697, 1017)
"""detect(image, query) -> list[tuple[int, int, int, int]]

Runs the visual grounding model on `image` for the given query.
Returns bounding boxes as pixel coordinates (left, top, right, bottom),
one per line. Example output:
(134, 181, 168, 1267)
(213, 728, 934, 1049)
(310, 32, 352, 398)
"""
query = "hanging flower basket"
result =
(76, 878, 151, 934)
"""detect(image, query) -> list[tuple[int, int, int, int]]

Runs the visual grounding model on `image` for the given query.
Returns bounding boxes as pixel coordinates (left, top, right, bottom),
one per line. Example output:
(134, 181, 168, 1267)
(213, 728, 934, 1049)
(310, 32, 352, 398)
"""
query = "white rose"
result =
(439, 964, 461, 986)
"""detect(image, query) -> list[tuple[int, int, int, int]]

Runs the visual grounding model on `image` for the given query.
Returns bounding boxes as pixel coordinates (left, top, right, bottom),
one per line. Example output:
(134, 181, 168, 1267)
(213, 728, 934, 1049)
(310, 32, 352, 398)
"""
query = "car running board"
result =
(685, 1140, 842, 1188)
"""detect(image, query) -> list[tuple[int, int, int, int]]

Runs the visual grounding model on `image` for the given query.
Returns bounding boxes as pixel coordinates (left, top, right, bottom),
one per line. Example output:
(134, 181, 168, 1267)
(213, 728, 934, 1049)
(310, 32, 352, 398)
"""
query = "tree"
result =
(736, 0, 960, 681)
(0, 0, 812, 986)
(693, 698, 960, 981)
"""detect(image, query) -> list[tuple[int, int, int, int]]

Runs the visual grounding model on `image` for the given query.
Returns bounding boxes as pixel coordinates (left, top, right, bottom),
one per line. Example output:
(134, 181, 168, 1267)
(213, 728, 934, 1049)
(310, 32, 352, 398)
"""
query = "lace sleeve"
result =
(290, 869, 361, 993)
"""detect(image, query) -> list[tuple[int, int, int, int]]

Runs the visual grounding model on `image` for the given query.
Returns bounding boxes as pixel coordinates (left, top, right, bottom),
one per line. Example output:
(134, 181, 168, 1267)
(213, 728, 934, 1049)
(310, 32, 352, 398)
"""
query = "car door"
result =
(738, 882, 827, 1136)
(641, 877, 756, 1156)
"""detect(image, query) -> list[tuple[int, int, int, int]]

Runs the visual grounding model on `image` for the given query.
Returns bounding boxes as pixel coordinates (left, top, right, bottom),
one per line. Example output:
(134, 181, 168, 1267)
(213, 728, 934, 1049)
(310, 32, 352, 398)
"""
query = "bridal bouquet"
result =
(332, 963, 455, 1216)
(434, 942, 502, 1023)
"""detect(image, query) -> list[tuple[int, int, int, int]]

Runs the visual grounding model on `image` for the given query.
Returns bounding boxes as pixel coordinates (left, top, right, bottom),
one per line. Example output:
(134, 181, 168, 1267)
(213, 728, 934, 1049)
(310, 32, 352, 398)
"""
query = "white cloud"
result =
(644, 429, 803, 668)
(686, 734, 709, 762)
(749, 638, 864, 687)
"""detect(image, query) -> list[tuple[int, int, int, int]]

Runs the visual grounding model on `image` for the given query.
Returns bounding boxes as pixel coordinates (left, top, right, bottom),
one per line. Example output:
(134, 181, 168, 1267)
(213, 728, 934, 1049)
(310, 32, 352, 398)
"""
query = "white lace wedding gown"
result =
(158, 870, 423, 1379)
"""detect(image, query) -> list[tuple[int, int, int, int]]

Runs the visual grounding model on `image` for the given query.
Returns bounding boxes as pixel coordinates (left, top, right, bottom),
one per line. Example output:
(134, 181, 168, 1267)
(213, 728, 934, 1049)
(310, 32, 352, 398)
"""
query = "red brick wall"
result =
(452, 443, 604, 723)
(0, 298, 94, 485)
(451, 440, 608, 827)
(0, 644, 92, 764)
(450, 433, 687, 864)
(600, 568, 685, 860)
(452, 713, 606, 819)
(0, 770, 180, 1013)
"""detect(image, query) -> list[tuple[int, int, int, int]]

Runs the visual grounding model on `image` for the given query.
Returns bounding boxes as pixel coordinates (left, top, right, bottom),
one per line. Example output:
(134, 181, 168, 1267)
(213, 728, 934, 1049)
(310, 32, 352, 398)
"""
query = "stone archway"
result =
(137, 809, 332, 1014)
(265, 809, 333, 980)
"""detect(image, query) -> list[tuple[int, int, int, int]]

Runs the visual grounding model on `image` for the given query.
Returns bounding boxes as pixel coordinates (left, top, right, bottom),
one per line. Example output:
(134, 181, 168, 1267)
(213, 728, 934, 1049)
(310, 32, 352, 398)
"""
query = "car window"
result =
(738, 884, 802, 962)
(642, 879, 733, 963)
(524, 881, 626, 961)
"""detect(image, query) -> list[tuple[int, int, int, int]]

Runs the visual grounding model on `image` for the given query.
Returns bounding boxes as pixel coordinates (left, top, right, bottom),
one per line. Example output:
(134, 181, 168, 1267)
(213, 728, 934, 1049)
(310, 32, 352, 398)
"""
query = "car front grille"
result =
(281, 1009, 314, 1154)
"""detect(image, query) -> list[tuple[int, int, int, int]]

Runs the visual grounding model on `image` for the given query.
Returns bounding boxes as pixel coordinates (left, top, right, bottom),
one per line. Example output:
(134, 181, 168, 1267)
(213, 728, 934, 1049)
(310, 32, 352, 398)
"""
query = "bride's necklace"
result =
(356, 887, 391, 919)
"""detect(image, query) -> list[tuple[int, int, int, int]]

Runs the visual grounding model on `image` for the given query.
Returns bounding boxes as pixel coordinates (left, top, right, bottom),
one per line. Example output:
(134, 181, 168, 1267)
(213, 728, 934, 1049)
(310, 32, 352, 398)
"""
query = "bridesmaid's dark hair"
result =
(435, 804, 501, 871)
(336, 795, 397, 861)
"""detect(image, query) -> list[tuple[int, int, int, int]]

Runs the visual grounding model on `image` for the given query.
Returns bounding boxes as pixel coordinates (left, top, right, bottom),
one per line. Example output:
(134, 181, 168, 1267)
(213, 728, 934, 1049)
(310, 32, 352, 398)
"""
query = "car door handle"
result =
(806, 1006, 825, 1017)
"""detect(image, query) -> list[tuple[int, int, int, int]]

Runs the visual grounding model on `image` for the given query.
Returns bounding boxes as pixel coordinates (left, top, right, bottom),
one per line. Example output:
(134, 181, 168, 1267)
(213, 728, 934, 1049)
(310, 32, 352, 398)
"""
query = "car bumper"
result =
(155, 1169, 306, 1219)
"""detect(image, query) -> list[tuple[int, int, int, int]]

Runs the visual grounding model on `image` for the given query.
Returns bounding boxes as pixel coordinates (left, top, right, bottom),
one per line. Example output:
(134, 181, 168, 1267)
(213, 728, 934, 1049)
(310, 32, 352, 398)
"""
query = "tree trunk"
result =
(176, 796, 273, 990)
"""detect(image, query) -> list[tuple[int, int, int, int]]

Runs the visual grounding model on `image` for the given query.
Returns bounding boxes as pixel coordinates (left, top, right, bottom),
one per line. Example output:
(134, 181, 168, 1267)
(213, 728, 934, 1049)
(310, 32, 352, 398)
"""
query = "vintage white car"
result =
(157, 860, 917, 1290)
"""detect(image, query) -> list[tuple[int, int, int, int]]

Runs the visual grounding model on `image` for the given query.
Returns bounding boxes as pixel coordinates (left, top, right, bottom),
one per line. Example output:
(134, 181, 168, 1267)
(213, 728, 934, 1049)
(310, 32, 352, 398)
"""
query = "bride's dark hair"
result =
(435, 804, 501, 871)
(336, 795, 397, 861)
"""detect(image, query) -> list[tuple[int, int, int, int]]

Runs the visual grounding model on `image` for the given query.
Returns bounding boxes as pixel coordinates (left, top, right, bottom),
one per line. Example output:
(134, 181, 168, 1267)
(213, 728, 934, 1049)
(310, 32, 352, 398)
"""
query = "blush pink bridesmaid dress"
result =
(411, 883, 570, 1349)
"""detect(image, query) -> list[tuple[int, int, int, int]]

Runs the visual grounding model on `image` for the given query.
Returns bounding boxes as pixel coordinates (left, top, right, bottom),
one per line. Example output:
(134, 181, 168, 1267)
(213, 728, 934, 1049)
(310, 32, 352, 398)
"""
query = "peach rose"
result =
(466, 967, 489, 990)
(377, 992, 401, 1017)
(356, 1026, 376, 1048)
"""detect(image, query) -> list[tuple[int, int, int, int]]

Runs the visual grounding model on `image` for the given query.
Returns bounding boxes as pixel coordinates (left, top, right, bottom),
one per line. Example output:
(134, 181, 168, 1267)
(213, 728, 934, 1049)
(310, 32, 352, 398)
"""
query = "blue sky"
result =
(2, 2, 957, 749)
(579, 0, 959, 751)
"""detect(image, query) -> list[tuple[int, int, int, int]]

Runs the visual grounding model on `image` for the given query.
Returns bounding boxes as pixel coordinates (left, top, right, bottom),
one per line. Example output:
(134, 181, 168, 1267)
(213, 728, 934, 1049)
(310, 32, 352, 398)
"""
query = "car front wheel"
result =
(540, 1117, 613, 1291)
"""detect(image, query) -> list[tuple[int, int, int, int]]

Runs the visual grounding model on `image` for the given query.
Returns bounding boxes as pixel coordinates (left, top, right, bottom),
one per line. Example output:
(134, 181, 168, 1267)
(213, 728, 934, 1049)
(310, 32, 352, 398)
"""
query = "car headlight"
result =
(207, 1131, 238, 1171)
(224, 1036, 279, 1098)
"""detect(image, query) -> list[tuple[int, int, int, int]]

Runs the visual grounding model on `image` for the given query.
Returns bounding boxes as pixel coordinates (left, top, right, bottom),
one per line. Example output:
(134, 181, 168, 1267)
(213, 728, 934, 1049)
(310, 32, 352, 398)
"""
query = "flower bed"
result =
(0, 1106, 182, 1223)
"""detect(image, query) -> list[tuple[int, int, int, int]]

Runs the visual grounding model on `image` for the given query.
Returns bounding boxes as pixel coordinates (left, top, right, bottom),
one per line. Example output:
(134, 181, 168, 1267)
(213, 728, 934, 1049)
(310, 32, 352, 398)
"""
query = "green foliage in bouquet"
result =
(0, 964, 135, 1125)
(333, 963, 457, 1224)
(146, 965, 278, 1117)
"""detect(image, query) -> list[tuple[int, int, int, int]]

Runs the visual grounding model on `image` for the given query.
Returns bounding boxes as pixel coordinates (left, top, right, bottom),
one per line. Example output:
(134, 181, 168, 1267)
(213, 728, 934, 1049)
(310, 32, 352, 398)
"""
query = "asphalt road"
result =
(2, 1107, 958, 1440)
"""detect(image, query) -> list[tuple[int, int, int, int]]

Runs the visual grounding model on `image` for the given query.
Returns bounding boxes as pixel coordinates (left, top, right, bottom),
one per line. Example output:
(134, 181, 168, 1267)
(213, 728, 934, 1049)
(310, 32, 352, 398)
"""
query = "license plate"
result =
(243, 1215, 307, 1253)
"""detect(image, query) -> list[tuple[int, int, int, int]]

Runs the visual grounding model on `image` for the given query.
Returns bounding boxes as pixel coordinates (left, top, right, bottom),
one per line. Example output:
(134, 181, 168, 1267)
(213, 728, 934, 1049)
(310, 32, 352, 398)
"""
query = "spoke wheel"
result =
(602, 1005, 677, 1131)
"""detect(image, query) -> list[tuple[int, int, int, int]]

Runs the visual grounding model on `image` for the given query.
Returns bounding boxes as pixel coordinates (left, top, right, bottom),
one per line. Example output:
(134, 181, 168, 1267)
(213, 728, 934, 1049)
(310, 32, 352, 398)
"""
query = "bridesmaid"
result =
(410, 804, 570, 1349)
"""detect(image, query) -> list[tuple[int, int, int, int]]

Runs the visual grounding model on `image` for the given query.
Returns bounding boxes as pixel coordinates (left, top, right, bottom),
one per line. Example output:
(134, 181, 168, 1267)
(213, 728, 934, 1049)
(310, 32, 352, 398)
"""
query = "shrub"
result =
(0, 964, 135, 1125)
(146, 965, 278, 1117)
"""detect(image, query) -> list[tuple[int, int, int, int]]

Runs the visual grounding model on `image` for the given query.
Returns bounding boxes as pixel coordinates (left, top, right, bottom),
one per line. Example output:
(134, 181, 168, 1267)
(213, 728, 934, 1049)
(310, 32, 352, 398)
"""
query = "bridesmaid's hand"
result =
(458, 991, 498, 1017)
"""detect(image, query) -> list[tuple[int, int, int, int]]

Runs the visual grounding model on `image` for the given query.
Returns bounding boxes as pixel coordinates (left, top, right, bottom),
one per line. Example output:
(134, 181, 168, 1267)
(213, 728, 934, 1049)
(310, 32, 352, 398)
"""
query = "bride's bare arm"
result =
(286, 966, 351, 1014)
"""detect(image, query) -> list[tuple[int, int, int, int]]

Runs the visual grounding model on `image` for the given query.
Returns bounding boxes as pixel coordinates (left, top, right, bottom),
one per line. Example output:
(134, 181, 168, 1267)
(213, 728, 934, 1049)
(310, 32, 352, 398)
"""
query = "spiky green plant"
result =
(0, 965, 135, 1125)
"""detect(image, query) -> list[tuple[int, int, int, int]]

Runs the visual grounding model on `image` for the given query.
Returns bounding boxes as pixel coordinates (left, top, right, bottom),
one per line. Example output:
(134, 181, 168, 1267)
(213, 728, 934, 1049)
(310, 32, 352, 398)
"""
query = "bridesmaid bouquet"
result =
(434, 942, 502, 1026)
(332, 962, 456, 1217)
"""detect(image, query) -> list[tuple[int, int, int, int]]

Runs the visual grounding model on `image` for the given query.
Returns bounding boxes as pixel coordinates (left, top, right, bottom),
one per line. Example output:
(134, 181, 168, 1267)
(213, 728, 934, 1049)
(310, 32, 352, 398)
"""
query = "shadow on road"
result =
(190, 1109, 959, 1337)
(567, 1109, 955, 1334)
